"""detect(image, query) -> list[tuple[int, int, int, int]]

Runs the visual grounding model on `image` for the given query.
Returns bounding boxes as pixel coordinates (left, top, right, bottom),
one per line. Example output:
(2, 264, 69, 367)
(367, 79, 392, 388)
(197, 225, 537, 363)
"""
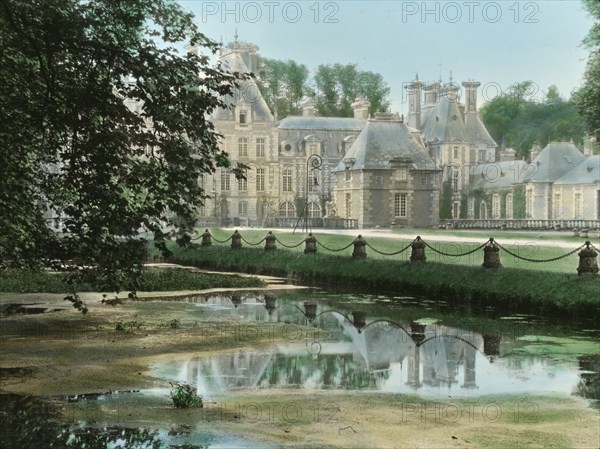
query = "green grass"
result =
(170, 239, 600, 321)
(0, 267, 264, 294)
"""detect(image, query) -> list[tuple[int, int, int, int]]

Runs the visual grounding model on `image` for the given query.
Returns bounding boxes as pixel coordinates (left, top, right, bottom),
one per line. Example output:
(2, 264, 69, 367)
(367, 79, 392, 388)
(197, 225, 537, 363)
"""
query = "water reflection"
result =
(155, 294, 597, 401)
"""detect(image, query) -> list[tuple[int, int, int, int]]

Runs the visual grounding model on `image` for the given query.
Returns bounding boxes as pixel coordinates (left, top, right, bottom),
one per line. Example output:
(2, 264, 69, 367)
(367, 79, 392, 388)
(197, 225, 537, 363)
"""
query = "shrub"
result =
(169, 382, 203, 408)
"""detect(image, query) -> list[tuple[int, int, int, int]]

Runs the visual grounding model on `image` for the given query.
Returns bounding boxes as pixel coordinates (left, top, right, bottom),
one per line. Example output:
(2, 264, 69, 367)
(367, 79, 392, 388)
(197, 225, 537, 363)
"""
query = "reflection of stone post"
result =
(264, 231, 276, 251)
(483, 333, 501, 358)
(352, 235, 367, 258)
(352, 311, 367, 330)
(482, 238, 502, 269)
(201, 229, 212, 247)
(410, 236, 427, 263)
(410, 322, 426, 345)
(304, 233, 317, 254)
(303, 302, 317, 321)
(231, 230, 242, 249)
(264, 294, 277, 315)
(577, 241, 599, 276)
(231, 293, 242, 308)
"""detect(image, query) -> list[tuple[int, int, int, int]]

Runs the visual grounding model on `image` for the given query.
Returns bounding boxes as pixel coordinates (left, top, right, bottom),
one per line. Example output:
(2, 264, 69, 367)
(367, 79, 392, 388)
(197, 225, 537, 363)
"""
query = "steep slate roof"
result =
(470, 161, 530, 190)
(278, 116, 364, 131)
(464, 113, 497, 147)
(420, 94, 466, 143)
(333, 119, 437, 171)
(212, 50, 274, 122)
(527, 142, 586, 183)
(554, 155, 600, 185)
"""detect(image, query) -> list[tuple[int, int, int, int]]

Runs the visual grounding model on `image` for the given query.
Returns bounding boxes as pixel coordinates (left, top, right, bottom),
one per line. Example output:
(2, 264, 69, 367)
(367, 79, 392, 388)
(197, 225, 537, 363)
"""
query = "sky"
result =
(178, 0, 594, 114)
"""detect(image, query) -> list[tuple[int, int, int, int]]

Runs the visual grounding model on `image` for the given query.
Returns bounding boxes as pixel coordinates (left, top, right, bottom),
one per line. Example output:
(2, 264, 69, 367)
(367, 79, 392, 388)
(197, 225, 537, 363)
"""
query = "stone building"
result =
(332, 115, 440, 228)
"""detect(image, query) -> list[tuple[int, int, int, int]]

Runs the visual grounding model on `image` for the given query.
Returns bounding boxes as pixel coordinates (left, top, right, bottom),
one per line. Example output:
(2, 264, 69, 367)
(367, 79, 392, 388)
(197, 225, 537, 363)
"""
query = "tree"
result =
(256, 57, 310, 118)
(314, 63, 391, 117)
(480, 82, 584, 158)
(573, 0, 600, 143)
(0, 0, 245, 294)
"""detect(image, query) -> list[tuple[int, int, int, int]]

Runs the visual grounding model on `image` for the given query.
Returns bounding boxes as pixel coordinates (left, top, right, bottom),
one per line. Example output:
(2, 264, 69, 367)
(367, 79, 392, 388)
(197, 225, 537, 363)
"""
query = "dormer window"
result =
(238, 109, 248, 126)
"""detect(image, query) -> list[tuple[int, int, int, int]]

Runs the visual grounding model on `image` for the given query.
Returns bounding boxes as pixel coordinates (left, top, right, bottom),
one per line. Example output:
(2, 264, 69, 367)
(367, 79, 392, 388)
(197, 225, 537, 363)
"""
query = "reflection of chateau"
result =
(201, 39, 506, 228)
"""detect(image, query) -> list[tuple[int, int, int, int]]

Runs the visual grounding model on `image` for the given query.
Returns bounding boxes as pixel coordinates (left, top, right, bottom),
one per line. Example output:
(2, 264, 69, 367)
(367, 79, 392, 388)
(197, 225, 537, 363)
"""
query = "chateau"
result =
(199, 40, 598, 228)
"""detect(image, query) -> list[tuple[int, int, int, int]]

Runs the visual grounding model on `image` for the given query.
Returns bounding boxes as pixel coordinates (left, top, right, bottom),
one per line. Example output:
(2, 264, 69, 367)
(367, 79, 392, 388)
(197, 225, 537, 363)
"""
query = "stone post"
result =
(482, 238, 502, 269)
(577, 241, 599, 276)
(573, 228, 580, 237)
(264, 231, 276, 251)
(580, 228, 589, 239)
(304, 233, 317, 254)
(201, 229, 212, 247)
(352, 235, 367, 258)
(231, 230, 242, 249)
(410, 236, 426, 263)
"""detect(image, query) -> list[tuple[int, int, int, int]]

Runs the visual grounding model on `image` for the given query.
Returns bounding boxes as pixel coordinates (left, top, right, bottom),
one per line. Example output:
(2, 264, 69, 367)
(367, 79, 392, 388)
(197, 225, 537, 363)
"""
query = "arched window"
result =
(480, 201, 487, 219)
(307, 202, 321, 218)
(278, 202, 295, 218)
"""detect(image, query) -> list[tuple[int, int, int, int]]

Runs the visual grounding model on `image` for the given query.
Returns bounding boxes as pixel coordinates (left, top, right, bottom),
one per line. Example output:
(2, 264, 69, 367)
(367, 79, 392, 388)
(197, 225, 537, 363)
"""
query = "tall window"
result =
(492, 194, 500, 219)
(453, 147, 459, 159)
(238, 201, 248, 215)
(553, 193, 562, 219)
(308, 169, 319, 192)
(307, 202, 321, 218)
(238, 172, 247, 191)
(394, 193, 407, 217)
(256, 168, 265, 192)
(526, 187, 533, 218)
(479, 149, 487, 162)
(505, 193, 513, 219)
(282, 168, 293, 192)
(345, 193, 352, 218)
(238, 137, 248, 157)
(220, 169, 230, 191)
(452, 168, 459, 192)
(256, 138, 265, 157)
(278, 202, 295, 218)
(480, 201, 487, 219)
(239, 110, 247, 125)
(398, 166, 408, 182)
(468, 197, 475, 219)
(574, 192, 583, 219)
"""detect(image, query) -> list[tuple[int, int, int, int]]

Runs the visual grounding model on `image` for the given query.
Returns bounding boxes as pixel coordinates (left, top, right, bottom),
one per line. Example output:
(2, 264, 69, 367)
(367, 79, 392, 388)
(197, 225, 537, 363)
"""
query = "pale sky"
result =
(179, 0, 594, 114)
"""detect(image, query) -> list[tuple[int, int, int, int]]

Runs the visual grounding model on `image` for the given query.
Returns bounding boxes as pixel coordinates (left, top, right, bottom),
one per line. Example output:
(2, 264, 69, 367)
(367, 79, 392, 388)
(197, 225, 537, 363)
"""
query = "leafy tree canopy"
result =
(480, 82, 585, 159)
(256, 57, 309, 118)
(0, 0, 245, 293)
(573, 0, 600, 143)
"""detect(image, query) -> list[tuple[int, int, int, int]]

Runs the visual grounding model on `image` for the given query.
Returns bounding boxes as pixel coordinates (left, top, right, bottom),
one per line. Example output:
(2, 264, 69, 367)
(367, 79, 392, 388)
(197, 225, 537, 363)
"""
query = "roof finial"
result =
(449, 69, 453, 83)
(415, 72, 419, 81)
(438, 63, 442, 83)
(234, 28, 239, 44)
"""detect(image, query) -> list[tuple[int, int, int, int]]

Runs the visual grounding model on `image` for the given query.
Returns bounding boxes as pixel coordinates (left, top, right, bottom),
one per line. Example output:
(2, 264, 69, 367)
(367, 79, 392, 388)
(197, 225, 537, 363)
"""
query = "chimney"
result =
(406, 78, 424, 129)
(529, 143, 541, 162)
(234, 43, 260, 74)
(351, 95, 371, 120)
(301, 97, 317, 117)
(424, 82, 441, 104)
(462, 80, 480, 113)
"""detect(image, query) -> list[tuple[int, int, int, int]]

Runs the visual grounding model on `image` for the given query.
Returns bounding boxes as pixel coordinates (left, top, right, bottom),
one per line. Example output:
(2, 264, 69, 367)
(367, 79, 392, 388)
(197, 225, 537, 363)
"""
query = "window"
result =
(394, 193, 407, 218)
(238, 172, 247, 191)
(256, 168, 265, 192)
(345, 170, 351, 181)
(480, 201, 487, 219)
(398, 166, 408, 182)
(256, 138, 265, 157)
(238, 201, 248, 215)
(453, 147, 459, 159)
(452, 168, 459, 192)
(307, 202, 321, 218)
(307, 142, 320, 154)
(505, 193, 513, 219)
(468, 197, 475, 219)
(220, 169, 230, 191)
(553, 193, 562, 219)
(278, 202, 295, 218)
(526, 188, 533, 218)
(574, 192, 583, 219)
(239, 110, 247, 125)
(308, 169, 319, 192)
(479, 149, 487, 162)
(238, 137, 248, 157)
(282, 168, 293, 192)
(345, 193, 352, 218)
(492, 194, 500, 219)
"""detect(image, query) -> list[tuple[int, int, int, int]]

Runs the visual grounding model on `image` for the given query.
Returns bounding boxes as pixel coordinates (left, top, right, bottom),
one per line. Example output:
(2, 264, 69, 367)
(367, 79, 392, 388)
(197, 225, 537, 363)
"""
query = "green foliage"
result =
(573, 0, 600, 143)
(512, 186, 526, 219)
(256, 57, 310, 118)
(170, 382, 203, 408)
(439, 182, 454, 219)
(480, 82, 584, 158)
(314, 63, 391, 116)
(0, 0, 245, 291)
